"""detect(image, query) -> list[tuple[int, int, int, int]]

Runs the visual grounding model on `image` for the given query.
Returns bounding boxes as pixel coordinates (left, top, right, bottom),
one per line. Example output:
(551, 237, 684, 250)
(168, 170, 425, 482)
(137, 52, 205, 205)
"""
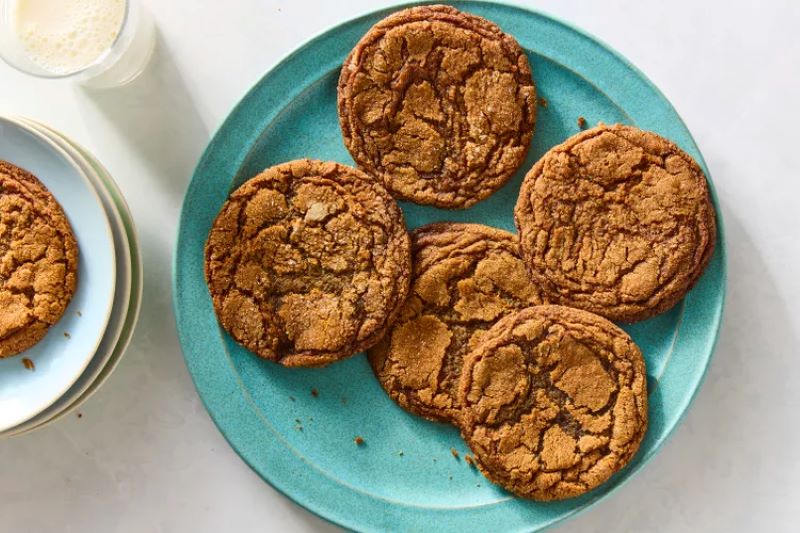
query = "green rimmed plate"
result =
(173, 2, 726, 531)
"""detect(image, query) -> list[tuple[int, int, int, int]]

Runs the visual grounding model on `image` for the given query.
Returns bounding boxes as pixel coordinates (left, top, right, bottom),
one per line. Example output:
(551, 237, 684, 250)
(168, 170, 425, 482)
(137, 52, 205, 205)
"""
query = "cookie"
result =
(458, 305, 648, 500)
(514, 124, 716, 322)
(0, 160, 79, 358)
(205, 159, 411, 367)
(338, 5, 536, 209)
(368, 223, 542, 423)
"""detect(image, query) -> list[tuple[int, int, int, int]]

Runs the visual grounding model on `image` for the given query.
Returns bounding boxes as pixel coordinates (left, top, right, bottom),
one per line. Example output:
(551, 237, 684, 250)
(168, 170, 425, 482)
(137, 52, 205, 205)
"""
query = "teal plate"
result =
(173, 2, 726, 531)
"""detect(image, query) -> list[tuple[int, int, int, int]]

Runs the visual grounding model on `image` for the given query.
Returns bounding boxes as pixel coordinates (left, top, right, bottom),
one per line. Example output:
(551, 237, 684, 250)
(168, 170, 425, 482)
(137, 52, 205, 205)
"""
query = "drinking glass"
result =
(0, 0, 156, 88)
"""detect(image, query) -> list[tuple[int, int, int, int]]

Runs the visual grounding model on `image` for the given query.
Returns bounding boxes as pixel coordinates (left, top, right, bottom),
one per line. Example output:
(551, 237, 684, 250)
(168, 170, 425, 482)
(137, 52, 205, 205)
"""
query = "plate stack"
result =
(0, 115, 142, 437)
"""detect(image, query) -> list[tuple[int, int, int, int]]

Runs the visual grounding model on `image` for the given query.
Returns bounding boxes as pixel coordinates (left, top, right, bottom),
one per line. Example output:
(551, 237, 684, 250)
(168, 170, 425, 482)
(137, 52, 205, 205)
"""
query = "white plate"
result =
(0, 116, 133, 436)
(0, 116, 116, 432)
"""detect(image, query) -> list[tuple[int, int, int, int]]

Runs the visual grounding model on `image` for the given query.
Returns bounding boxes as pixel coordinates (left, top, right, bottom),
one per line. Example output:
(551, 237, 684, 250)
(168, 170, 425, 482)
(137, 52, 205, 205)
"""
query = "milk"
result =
(13, 0, 127, 75)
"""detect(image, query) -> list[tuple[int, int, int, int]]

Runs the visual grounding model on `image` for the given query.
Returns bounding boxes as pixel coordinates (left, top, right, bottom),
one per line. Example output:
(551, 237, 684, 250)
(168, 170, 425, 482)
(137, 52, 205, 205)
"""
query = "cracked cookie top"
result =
(368, 223, 542, 423)
(338, 5, 536, 209)
(0, 160, 78, 358)
(514, 124, 717, 322)
(204, 160, 411, 367)
(458, 305, 648, 500)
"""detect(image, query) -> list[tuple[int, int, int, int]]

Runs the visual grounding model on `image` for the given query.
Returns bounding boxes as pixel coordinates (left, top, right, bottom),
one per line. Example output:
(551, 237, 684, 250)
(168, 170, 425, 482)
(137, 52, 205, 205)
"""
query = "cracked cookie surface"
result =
(514, 124, 716, 322)
(458, 305, 647, 500)
(0, 160, 78, 358)
(205, 159, 411, 367)
(368, 223, 542, 423)
(338, 5, 536, 209)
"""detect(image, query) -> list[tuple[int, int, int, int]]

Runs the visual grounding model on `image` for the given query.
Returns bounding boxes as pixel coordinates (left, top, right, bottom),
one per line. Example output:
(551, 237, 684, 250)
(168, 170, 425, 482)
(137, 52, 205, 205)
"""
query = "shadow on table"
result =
(76, 26, 210, 413)
(76, 25, 210, 419)
(80, 28, 209, 204)
(565, 197, 798, 530)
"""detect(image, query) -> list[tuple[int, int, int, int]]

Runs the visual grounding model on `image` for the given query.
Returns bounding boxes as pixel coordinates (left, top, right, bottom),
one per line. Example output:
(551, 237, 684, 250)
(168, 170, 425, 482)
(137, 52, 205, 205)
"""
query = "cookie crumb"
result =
(538, 96, 548, 107)
(449, 475, 453, 480)
(77, 311, 82, 317)
(22, 358, 35, 371)
(311, 388, 319, 397)
(577, 116, 587, 129)
(465, 455, 475, 467)
(450, 448, 460, 459)
(354, 436, 365, 446)
(63, 332, 71, 339)
(76, 412, 83, 419)
(398, 451, 404, 456)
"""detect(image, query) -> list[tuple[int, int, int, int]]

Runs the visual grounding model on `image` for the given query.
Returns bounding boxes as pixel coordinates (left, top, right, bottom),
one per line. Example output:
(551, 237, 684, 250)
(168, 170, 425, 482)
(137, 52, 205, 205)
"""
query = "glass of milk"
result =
(0, 0, 156, 88)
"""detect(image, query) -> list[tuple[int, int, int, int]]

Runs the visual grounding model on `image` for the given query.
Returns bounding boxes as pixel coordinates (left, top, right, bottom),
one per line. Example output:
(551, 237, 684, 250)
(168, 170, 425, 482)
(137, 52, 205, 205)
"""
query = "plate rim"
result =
(172, 1, 727, 531)
(41, 130, 144, 422)
(0, 115, 117, 432)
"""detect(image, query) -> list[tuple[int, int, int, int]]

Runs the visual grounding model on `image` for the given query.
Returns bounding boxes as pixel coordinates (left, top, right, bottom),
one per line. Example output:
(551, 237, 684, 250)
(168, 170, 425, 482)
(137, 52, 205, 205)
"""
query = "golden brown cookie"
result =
(338, 5, 536, 209)
(514, 124, 716, 322)
(368, 223, 542, 423)
(205, 159, 411, 367)
(0, 160, 78, 358)
(458, 305, 648, 500)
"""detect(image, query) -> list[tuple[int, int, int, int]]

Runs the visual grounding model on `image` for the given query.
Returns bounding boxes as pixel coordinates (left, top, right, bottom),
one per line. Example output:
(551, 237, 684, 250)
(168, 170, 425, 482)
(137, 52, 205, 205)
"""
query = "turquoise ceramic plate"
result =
(174, 2, 726, 531)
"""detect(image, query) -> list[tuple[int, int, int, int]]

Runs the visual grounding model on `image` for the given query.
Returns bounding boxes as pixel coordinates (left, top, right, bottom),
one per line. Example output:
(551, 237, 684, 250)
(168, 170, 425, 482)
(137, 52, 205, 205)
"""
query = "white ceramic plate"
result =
(5, 121, 143, 436)
(0, 116, 132, 436)
(0, 116, 116, 432)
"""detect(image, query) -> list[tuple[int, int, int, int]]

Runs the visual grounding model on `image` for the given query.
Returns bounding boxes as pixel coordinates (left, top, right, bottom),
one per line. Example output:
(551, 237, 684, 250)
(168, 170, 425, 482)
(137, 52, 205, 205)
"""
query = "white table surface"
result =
(2, 1, 798, 531)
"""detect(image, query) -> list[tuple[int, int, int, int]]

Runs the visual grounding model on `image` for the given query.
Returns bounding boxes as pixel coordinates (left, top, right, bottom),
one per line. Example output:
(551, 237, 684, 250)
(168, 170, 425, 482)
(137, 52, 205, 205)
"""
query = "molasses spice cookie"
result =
(0, 160, 79, 358)
(338, 5, 536, 208)
(515, 124, 717, 322)
(458, 305, 648, 501)
(205, 160, 411, 367)
(368, 223, 542, 423)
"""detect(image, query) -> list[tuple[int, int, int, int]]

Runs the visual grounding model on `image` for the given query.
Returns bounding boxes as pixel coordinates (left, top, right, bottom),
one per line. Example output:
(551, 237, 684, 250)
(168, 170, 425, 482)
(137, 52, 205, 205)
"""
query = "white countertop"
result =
(2, 1, 798, 531)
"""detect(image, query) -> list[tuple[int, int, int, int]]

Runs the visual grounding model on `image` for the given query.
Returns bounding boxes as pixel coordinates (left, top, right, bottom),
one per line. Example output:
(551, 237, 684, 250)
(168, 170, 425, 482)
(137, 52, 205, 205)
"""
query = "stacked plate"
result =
(0, 115, 142, 437)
